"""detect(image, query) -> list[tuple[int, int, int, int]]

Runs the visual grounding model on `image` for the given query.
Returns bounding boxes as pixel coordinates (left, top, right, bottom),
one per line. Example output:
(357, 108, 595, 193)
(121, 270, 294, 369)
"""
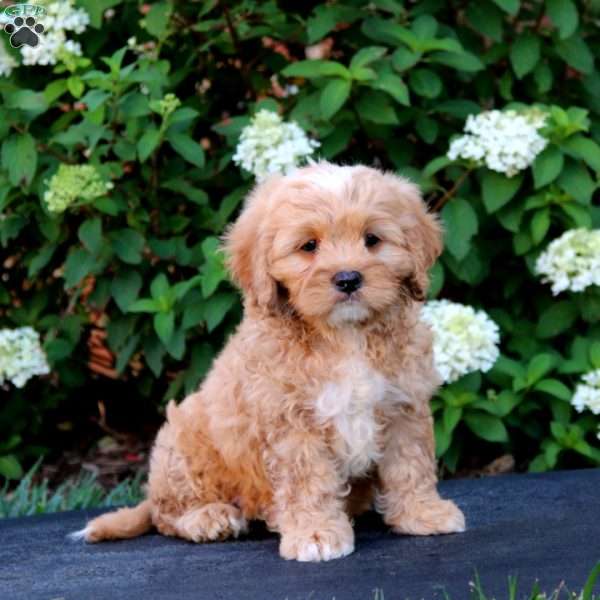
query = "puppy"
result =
(73, 162, 465, 561)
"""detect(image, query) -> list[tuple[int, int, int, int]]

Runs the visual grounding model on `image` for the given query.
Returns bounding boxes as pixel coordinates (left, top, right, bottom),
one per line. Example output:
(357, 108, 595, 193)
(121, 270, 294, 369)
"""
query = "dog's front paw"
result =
(389, 498, 465, 536)
(279, 521, 355, 562)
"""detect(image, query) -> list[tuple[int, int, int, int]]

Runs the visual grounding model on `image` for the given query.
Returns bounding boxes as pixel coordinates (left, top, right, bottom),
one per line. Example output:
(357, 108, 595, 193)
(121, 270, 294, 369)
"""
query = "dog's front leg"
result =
(377, 405, 465, 535)
(266, 431, 354, 562)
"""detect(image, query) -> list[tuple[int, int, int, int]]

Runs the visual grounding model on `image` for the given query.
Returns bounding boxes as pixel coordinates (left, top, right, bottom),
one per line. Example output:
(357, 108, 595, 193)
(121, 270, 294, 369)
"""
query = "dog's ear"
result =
(392, 177, 443, 301)
(223, 178, 280, 310)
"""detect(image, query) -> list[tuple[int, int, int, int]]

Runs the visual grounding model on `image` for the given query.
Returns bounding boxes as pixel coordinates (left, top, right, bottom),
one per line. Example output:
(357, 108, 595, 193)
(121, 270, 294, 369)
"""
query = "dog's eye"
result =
(300, 239, 318, 253)
(365, 233, 381, 248)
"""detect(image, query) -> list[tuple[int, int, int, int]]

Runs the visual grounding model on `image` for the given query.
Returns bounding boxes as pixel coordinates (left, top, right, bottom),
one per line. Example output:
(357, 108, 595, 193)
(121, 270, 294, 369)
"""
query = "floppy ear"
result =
(392, 176, 443, 301)
(223, 178, 279, 310)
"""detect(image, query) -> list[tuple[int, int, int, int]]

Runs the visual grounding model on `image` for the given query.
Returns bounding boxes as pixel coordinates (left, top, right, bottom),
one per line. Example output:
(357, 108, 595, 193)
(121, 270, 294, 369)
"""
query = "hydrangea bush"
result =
(1, 0, 599, 479)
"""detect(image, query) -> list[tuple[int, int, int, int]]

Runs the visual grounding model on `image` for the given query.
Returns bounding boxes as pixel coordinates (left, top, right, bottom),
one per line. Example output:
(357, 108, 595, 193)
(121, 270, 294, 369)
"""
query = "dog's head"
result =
(224, 162, 442, 326)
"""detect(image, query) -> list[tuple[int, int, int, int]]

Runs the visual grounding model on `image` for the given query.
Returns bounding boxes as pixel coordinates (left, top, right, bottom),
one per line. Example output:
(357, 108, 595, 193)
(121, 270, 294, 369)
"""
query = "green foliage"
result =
(0, 461, 145, 518)
(1, 0, 599, 478)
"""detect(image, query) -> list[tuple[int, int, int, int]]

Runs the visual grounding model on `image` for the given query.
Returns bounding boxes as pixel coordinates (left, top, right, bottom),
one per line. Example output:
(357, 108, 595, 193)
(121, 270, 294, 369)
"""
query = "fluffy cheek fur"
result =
(270, 244, 414, 325)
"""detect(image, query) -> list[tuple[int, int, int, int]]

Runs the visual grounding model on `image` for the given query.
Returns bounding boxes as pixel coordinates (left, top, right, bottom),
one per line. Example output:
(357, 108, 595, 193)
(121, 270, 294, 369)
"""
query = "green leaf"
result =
(392, 47, 421, 72)
(115, 333, 140, 374)
(481, 171, 523, 213)
(526, 353, 556, 385)
(434, 420, 452, 457)
(320, 79, 352, 120)
(67, 76, 85, 99)
(355, 91, 398, 124)
(164, 329, 186, 360)
(350, 46, 387, 70)
(510, 33, 541, 79)
(464, 412, 509, 442)
(203, 292, 238, 332)
(411, 14, 438, 39)
(532, 146, 564, 189)
(4, 89, 48, 115)
(167, 132, 205, 168)
(546, 0, 579, 40)
(361, 17, 418, 49)
(1, 133, 37, 187)
(154, 311, 174, 345)
(423, 156, 452, 178)
(200, 237, 228, 297)
(128, 298, 161, 313)
(442, 198, 478, 260)
(534, 62, 553, 93)
(78, 218, 103, 255)
(184, 343, 215, 393)
(137, 127, 162, 162)
(429, 51, 484, 72)
(557, 161, 595, 204)
(63, 248, 96, 288)
(590, 342, 600, 369)
(467, 2, 503, 42)
(530, 208, 550, 245)
(408, 68, 443, 98)
(282, 60, 350, 79)
(112, 229, 145, 264)
(443, 405, 463, 433)
(0, 454, 23, 479)
(77, 0, 122, 28)
(493, 0, 520, 14)
(370, 72, 410, 106)
(150, 273, 170, 301)
(28, 245, 55, 277)
(534, 378, 571, 401)
(536, 301, 578, 338)
(145, 1, 173, 39)
(111, 270, 143, 313)
(306, 4, 359, 43)
(415, 115, 438, 144)
(428, 262, 444, 298)
(561, 136, 600, 173)
(144, 335, 165, 377)
(556, 36, 594, 74)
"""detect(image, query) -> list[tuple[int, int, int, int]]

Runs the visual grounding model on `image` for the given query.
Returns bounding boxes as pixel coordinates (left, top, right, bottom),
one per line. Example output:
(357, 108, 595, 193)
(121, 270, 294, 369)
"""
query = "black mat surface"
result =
(1, 469, 599, 600)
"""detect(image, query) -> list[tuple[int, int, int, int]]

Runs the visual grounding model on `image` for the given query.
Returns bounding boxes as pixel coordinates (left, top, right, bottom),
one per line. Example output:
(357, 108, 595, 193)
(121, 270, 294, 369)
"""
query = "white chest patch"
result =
(315, 359, 392, 478)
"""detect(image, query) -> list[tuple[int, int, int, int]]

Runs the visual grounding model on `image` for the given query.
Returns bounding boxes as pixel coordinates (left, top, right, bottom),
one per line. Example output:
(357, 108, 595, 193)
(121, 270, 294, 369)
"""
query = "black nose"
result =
(332, 271, 363, 294)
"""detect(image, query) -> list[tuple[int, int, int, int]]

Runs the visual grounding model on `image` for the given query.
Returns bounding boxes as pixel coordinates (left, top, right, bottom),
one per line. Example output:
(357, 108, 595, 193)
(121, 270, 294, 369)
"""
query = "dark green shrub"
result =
(1, 0, 599, 478)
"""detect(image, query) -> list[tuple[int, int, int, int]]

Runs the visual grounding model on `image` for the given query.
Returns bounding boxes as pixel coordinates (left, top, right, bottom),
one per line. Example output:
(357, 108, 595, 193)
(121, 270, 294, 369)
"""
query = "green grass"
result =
(460, 562, 600, 600)
(367, 562, 600, 600)
(0, 461, 145, 518)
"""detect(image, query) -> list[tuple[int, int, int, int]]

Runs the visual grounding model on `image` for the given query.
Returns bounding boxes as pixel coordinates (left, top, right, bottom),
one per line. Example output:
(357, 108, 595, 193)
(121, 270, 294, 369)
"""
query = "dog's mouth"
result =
(328, 293, 370, 325)
(335, 291, 362, 304)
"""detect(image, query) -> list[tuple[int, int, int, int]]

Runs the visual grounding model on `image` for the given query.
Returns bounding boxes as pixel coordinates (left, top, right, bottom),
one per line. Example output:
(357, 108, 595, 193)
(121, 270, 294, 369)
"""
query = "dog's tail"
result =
(69, 499, 153, 543)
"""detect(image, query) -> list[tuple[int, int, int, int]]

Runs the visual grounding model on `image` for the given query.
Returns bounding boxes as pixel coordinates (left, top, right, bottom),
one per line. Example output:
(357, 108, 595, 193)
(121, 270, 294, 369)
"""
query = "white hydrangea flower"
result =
(447, 109, 548, 177)
(571, 369, 600, 415)
(0, 40, 17, 77)
(535, 229, 600, 295)
(20, 0, 88, 67)
(233, 109, 320, 180)
(421, 300, 500, 384)
(0, 327, 50, 388)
